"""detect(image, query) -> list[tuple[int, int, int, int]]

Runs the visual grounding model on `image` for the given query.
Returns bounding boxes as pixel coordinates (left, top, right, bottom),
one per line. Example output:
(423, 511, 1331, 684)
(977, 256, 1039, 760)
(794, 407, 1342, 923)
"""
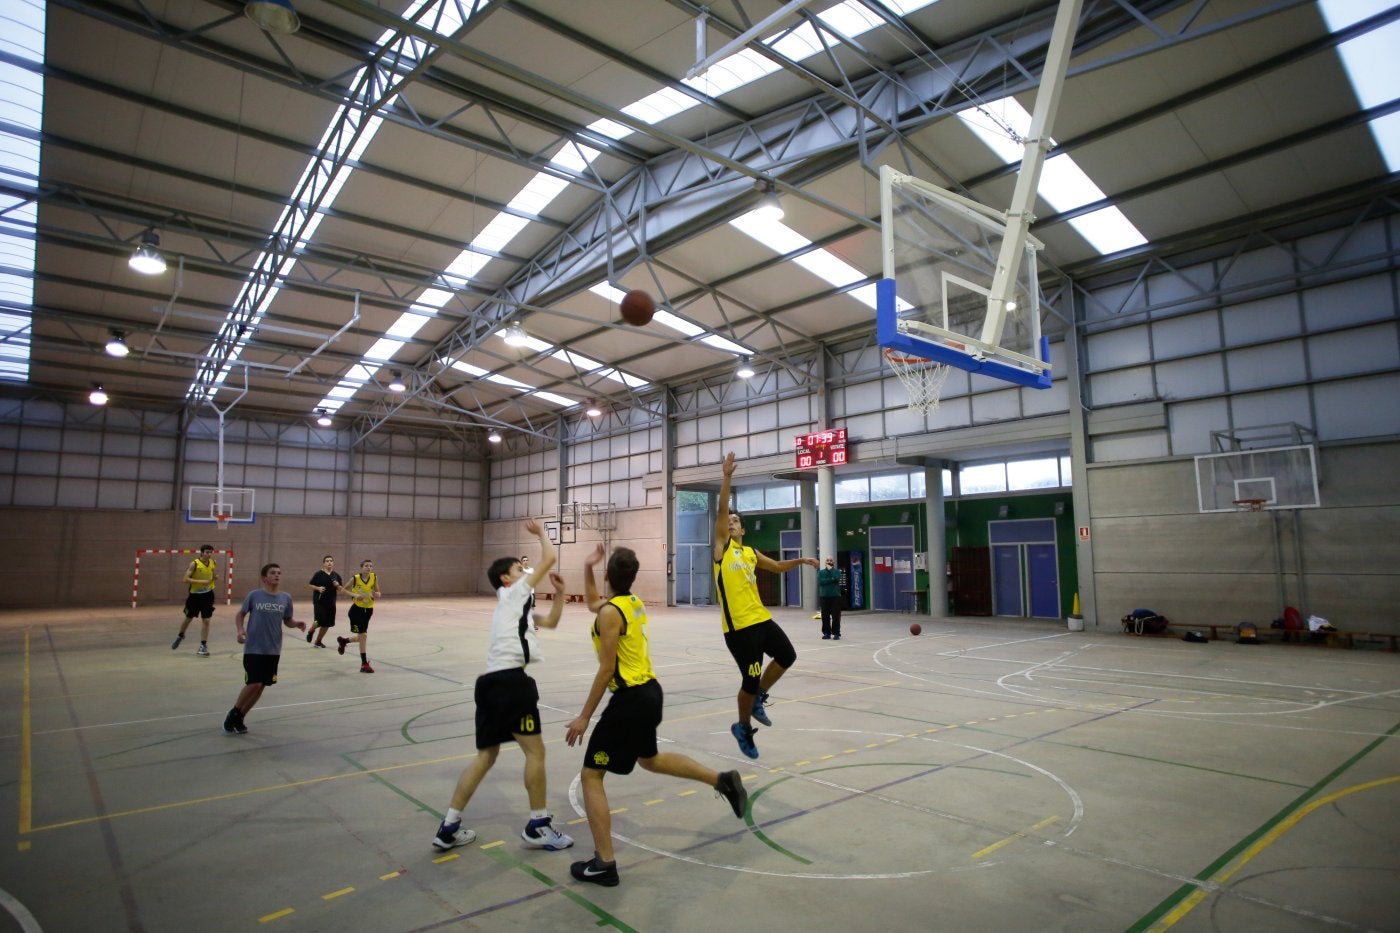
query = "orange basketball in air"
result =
(620, 289, 656, 326)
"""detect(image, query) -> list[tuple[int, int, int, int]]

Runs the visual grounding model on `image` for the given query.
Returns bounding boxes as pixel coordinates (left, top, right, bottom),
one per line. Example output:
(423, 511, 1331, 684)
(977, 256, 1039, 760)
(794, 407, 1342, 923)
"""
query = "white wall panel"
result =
(1314, 374, 1400, 440)
(1088, 366, 1154, 405)
(1302, 276, 1393, 329)
(1225, 340, 1305, 392)
(1229, 386, 1312, 430)
(1308, 323, 1399, 379)
(1222, 293, 1301, 346)
(1086, 324, 1151, 368)
(1168, 398, 1230, 454)
(1157, 355, 1226, 400)
(1151, 311, 1219, 357)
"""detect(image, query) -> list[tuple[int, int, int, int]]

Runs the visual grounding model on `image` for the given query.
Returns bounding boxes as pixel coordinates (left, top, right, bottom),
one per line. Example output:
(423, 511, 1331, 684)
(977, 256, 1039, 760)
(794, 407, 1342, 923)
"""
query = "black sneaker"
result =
(570, 854, 619, 887)
(171, 633, 184, 650)
(337, 637, 348, 656)
(715, 770, 748, 819)
(306, 630, 314, 643)
(222, 708, 240, 734)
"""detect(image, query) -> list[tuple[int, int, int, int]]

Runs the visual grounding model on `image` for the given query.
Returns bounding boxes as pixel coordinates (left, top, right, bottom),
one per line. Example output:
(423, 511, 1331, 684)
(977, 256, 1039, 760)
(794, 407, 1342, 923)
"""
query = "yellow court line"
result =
(322, 887, 353, 900)
(1149, 775, 1400, 932)
(971, 815, 1061, 859)
(20, 631, 31, 835)
(258, 908, 294, 923)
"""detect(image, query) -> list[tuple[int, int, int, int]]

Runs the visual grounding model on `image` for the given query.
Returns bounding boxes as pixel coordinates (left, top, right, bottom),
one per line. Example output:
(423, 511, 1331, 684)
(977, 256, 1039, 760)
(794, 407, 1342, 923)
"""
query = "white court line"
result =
(0, 886, 42, 933)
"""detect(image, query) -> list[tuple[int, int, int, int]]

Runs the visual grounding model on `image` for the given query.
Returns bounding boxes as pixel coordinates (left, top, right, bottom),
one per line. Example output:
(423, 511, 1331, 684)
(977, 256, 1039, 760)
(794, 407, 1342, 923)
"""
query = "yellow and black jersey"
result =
(592, 593, 656, 692)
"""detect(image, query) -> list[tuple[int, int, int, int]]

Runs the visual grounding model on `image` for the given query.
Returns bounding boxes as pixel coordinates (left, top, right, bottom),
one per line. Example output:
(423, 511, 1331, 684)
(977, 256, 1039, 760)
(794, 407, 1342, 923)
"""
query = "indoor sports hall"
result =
(1, 2, 1397, 931)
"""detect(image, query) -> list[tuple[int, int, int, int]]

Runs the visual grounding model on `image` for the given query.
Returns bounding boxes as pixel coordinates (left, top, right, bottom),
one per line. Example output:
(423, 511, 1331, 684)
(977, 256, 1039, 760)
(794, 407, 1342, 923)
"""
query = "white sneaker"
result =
(432, 821, 477, 851)
(196, 644, 210, 657)
(521, 816, 573, 850)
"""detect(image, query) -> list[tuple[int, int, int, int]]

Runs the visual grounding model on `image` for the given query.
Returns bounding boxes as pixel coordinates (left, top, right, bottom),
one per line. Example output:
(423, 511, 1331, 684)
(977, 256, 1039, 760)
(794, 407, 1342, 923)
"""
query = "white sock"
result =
(529, 809, 549, 821)
(446, 807, 462, 825)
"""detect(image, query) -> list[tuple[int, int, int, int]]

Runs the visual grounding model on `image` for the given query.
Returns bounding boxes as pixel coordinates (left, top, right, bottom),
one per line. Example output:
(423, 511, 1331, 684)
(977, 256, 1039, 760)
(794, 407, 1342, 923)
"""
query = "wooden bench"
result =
(1161, 624, 1398, 651)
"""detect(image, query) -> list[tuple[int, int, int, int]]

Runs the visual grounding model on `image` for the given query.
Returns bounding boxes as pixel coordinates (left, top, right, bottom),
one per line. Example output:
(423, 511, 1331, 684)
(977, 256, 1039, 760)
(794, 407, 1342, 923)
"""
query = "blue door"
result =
(1028, 544, 1060, 618)
(780, 530, 803, 607)
(992, 545, 1024, 616)
(990, 519, 1060, 619)
(870, 525, 915, 611)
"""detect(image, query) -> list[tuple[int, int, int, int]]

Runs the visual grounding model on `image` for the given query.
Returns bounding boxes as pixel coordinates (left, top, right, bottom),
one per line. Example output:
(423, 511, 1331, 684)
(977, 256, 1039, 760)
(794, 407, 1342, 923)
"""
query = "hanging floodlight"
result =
(315, 408, 332, 427)
(736, 356, 756, 379)
(584, 399, 602, 418)
(487, 428, 503, 443)
(754, 181, 784, 220)
(89, 385, 108, 406)
(501, 322, 530, 347)
(245, 0, 300, 34)
(105, 330, 130, 358)
(128, 230, 167, 275)
(388, 370, 406, 392)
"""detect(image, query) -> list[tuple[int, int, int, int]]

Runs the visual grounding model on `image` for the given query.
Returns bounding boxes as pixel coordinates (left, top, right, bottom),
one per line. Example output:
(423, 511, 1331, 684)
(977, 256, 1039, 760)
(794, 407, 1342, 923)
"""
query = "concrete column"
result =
(925, 465, 947, 619)
(800, 478, 817, 608)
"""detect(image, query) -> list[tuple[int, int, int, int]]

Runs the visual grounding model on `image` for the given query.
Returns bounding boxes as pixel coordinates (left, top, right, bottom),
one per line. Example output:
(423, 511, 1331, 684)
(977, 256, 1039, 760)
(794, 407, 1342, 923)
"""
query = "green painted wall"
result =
(741, 491, 1077, 616)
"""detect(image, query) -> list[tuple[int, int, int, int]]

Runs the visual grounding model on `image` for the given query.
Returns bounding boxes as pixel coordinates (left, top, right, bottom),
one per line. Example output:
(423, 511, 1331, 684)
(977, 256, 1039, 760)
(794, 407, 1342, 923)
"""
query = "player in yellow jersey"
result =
(337, 559, 381, 672)
(565, 543, 747, 887)
(714, 452, 818, 759)
(172, 545, 218, 657)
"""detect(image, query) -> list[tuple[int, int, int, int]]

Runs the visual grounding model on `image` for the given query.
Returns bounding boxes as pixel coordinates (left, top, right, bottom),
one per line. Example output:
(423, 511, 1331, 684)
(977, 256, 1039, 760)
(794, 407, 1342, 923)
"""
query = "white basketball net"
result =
(885, 349, 952, 414)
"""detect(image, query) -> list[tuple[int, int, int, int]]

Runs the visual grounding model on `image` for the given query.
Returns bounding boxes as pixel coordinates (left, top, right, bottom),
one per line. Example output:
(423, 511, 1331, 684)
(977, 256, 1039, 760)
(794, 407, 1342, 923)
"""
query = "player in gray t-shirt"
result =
(223, 562, 306, 735)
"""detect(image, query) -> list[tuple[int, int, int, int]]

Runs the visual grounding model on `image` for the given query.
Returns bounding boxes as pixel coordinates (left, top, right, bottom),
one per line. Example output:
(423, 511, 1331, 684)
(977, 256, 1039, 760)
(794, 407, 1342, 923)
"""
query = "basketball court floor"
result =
(2, 599, 1397, 932)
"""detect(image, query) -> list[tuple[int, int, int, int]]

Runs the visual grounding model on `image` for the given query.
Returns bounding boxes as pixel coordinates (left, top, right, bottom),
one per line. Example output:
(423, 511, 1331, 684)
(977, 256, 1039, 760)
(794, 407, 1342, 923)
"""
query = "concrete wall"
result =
(0, 507, 483, 609)
(1085, 439, 1400, 633)
(480, 505, 669, 605)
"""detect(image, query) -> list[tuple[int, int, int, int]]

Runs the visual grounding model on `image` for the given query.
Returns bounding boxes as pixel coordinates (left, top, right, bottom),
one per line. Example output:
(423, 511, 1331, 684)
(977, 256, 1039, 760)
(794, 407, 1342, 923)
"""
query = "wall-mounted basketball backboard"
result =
(877, 166, 1051, 390)
(186, 485, 256, 529)
(1195, 444, 1319, 512)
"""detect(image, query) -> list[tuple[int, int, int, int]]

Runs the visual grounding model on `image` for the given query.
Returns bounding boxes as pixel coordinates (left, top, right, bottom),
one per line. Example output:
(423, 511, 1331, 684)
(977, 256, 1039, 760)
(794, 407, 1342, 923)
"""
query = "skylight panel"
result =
(531, 390, 575, 407)
(449, 359, 488, 377)
(364, 337, 406, 361)
(699, 334, 753, 354)
(0, 0, 43, 383)
(511, 174, 569, 216)
(475, 213, 531, 253)
(386, 312, 430, 339)
(956, 96, 1147, 254)
(652, 309, 704, 336)
(416, 288, 454, 308)
(485, 372, 532, 390)
(769, 22, 827, 61)
(1320, 0, 1400, 171)
(623, 87, 698, 124)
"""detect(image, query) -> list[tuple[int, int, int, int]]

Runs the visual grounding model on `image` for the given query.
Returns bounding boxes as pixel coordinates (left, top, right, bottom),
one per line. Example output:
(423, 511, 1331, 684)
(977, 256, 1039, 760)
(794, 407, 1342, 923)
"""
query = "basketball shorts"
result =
(723, 619, 796, 694)
(473, 668, 541, 750)
(242, 653, 280, 687)
(348, 605, 373, 633)
(184, 590, 216, 620)
(313, 600, 336, 627)
(584, 679, 663, 775)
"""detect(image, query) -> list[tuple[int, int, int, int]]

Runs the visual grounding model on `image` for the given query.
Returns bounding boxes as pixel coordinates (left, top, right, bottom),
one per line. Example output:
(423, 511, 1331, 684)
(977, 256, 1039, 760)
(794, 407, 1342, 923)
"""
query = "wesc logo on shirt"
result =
(255, 601, 285, 612)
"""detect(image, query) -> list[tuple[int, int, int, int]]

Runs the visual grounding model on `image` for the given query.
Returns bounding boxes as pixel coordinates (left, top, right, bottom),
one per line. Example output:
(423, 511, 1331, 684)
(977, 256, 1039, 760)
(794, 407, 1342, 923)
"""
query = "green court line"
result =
(1035, 740, 1311, 789)
(342, 753, 636, 932)
(1125, 717, 1400, 932)
(745, 777, 812, 864)
(399, 700, 473, 745)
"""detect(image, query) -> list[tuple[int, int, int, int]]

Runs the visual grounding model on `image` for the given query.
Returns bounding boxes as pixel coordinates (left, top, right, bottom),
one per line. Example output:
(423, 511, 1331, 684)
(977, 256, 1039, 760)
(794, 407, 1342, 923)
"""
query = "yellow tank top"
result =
(188, 557, 216, 594)
(350, 572, 377, 608)
(592, 594, 655, 691)
(714, 541, 769, 633)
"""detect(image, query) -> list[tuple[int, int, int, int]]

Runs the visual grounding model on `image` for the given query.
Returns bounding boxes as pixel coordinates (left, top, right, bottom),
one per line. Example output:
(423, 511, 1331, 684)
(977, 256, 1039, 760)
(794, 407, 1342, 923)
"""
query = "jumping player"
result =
(714, 451, 818, 759)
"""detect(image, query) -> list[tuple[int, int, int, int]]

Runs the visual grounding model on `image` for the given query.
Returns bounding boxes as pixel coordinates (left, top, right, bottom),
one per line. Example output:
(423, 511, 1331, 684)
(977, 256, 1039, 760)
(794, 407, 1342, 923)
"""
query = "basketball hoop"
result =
(1231, 498, 1267, 512)
(885, 348, 952, 414)
(215, 514, 231, 530)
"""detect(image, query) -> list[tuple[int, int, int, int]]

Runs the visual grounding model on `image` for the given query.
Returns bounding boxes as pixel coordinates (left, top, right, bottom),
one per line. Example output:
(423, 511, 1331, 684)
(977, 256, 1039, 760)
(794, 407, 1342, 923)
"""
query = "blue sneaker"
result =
(751, 692, 772, 727)
(731, 722, 759, 759)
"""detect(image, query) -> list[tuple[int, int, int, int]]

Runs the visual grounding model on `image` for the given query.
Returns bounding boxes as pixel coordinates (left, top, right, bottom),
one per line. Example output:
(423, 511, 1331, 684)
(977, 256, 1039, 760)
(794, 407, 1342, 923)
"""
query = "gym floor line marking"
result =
(972, 815, 1060, 859)
(1129, 716, 1400, 932)
(19, 631, 31, 835)
(322, 887, 353, 900)
(1145, 775, 1400, 932)
(258, 908, 293, 923)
